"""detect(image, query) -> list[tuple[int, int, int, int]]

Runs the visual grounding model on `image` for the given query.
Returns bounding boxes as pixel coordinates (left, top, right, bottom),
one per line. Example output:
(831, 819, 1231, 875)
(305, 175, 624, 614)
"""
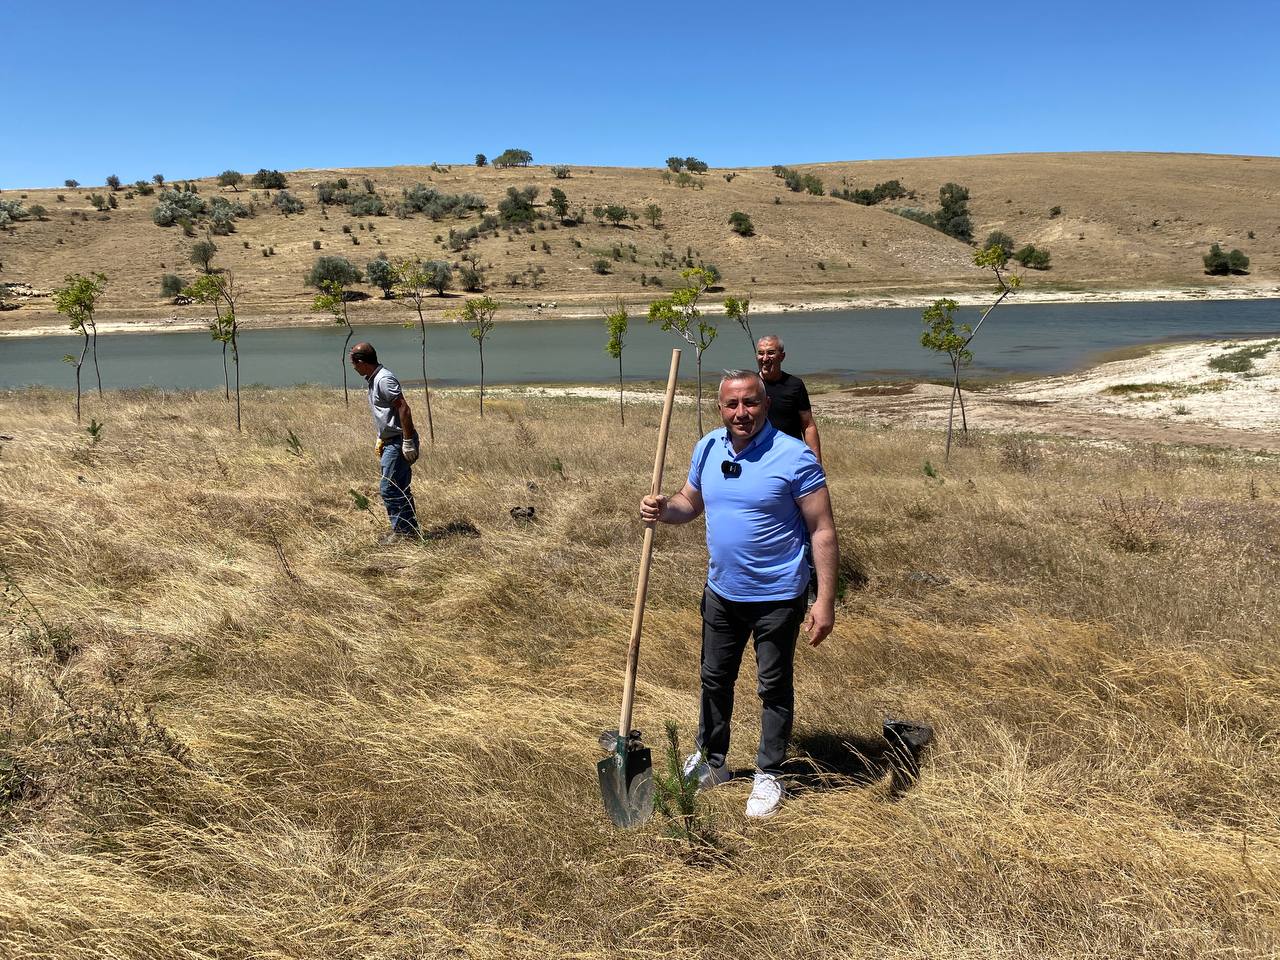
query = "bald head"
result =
(350, 342, 378, 364)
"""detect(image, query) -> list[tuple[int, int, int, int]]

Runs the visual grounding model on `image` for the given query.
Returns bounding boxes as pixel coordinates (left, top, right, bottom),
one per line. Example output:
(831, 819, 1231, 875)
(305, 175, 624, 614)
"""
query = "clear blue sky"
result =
(3, 0, 1276, 189)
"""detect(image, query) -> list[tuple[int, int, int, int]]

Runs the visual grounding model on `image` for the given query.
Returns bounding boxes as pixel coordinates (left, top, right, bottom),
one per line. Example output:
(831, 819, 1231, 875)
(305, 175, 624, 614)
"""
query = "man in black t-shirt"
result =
(756, 335, 822, 465)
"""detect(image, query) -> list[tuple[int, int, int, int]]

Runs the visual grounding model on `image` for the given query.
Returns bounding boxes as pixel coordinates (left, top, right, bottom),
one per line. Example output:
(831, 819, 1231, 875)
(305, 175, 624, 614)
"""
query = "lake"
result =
(2, 298, 1278, 390)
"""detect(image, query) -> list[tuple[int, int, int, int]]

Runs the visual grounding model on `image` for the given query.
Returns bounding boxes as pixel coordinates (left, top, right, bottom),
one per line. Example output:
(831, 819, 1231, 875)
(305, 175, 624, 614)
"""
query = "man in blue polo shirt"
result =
(640, 370, 839, 818)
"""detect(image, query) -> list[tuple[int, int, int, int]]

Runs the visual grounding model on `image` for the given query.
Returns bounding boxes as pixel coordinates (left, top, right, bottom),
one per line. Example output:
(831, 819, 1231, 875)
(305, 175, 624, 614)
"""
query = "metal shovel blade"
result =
(596, 732, 654, 828)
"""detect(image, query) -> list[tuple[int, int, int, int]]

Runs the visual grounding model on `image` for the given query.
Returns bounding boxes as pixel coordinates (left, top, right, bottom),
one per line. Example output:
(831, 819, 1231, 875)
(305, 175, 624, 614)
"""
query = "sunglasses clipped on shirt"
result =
(721, 460, 742, 479)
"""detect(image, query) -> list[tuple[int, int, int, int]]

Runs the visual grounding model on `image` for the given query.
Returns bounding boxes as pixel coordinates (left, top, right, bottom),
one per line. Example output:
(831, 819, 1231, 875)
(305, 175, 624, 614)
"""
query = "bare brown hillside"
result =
(1, 152, 1276, 333)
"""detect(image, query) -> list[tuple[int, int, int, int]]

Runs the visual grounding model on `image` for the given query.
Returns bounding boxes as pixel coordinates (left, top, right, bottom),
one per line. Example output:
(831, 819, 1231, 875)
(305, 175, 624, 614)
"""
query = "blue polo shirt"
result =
(687, 421, 826, 602)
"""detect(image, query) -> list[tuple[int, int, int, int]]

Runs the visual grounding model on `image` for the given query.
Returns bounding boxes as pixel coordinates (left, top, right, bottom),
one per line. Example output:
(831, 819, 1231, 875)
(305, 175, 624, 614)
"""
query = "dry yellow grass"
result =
(1, 386, 1278, 958)
(1, 152, 1275, 334)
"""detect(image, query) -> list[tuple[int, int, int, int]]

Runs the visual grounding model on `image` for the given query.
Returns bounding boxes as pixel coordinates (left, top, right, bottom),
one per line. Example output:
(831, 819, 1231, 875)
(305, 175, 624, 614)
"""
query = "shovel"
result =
(597, 347, 681, 828)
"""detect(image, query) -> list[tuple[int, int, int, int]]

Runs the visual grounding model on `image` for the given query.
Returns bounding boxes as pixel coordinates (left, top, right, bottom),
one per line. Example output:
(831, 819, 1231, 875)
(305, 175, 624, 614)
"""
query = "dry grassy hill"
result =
(1, 386, 1277, 957)
(1, 152, 1276, 333)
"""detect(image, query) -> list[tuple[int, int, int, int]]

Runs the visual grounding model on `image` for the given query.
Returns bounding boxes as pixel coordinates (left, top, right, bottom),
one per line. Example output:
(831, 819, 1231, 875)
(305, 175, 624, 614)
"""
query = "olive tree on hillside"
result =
(648, 267, 718, 433)
(190, 239, 218, 274)
(392, 259, 440, 443)
(548, 187, 570, 221)
(604, 299, 628, 426)
(52, 272, 108, 423)
(366, 254, 396, 298)
(307, 255, 362, 290)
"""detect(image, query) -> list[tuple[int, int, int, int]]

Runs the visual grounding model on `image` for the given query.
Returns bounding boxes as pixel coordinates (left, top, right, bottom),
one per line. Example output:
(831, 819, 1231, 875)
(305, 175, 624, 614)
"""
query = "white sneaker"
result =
(682, 752, 731, 790)
(745, 772, 785, 819)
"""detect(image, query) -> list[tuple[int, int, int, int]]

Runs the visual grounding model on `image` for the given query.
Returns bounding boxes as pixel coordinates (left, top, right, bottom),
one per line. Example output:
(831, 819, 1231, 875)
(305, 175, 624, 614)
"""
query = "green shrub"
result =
(307, 255, 362, 288)
(273, 190, 305, 216)
(984, 231, 1016, 255)
(160, 273, 186, 296)
(728, 211, 754, 236)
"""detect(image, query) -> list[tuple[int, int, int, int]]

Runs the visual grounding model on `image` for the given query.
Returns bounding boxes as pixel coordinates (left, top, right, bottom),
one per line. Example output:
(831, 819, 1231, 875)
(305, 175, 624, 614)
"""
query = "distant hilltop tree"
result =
(492, 148, 533, 168)
(153, 174, 165, 185)
(106, 174, 121, 191)
(218, 170, 244, 191)
(64, 179, 79, 188)
(666, 156, 708, 174)
(250, 168, 288, 189)
(475, 153, 487, 166)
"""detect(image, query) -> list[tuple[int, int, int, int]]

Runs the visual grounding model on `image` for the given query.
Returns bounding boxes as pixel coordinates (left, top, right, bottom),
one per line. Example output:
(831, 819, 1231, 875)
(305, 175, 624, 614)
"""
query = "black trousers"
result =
(697, 585, 807, 776)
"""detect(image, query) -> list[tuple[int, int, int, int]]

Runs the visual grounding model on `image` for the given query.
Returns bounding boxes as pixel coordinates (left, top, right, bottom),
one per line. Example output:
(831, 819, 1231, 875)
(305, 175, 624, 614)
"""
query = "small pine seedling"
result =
(86, 418, 105, 443)
(285, 429, 303, 457)
(348, 488, 370, 511)
(923, 460, 938, 479)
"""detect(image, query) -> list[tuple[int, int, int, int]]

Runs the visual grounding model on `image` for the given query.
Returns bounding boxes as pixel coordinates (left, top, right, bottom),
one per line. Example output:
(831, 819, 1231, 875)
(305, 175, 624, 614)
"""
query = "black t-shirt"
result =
(763, 371, 811, 440)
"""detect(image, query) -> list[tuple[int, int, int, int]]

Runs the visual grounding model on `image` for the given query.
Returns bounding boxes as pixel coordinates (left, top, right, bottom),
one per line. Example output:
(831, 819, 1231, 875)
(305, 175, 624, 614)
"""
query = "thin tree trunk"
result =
(73, 330, 87, 423)
(221, 340, 230, 400)
(618, 353, 625, 426)
(232, 331, 241, 432)
(478, 341, 485, 417)
(341, 322, 353, 407)
(418, 312, 434, 443)
(944, 382, 958, 461)
(954, 358, 968, 435)
(90, 320, 102, 396)
(695, 349, 704, 434)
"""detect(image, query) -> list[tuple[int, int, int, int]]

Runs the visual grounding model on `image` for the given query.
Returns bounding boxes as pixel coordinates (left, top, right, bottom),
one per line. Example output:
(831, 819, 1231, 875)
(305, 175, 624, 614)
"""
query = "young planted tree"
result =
(457, 297, 498, 417)
(644, 203, 662, 228)
(52, 272, 108, 422)
(648, 267, 718, 433)
(313, 278, 357, 407)
(921, 244, 1020, 460)
(218, 170, 244, 192)
(392, 259, 438, 443)
(185, 271, 244, 430)
(604, 299, 628, 426)
(723, 295, 754, 353)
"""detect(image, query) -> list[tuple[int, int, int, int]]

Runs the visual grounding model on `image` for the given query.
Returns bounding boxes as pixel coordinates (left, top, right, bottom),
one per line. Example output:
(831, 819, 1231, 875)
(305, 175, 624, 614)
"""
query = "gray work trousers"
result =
(696, 585, 807, 776)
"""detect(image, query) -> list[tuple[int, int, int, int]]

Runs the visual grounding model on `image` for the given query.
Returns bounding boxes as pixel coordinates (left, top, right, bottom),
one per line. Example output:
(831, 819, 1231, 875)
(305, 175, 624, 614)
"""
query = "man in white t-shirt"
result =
(349, 342, 420, 543)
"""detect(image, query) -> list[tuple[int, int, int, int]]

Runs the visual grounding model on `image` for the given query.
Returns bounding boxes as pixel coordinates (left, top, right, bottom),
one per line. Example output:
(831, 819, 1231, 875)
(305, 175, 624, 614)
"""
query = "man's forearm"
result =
(658, 492, 700, 525)
(804, 423, 822, 464)
(397, 400, 416, 439)
(810, 526, 838, 603)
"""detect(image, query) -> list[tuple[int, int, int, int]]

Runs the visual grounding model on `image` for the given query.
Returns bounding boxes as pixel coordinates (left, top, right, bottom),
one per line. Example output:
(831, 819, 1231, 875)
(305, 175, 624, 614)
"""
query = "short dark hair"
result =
(350, 343, 378, 364)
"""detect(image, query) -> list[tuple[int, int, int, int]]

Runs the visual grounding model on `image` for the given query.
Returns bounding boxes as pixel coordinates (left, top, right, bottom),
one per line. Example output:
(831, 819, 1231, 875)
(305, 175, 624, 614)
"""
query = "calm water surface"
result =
(2, 299, 1277, 390)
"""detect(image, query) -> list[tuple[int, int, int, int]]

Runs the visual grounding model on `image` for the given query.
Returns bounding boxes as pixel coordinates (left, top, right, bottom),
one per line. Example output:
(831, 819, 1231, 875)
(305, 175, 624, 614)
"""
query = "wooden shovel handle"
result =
(618, 348, 681, 737)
